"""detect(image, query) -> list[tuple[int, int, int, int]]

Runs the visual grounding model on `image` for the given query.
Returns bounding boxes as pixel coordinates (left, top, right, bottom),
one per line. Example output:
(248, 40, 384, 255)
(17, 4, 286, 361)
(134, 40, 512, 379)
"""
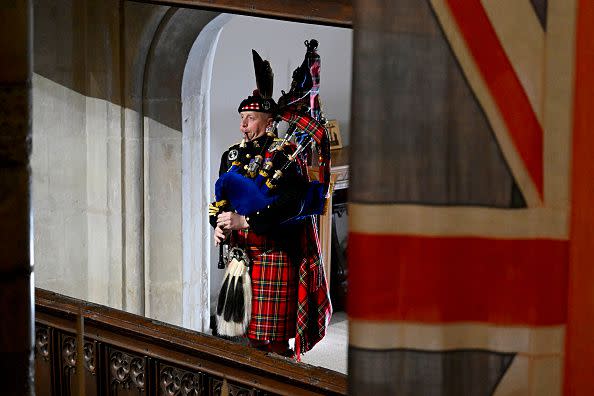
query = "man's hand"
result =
(214, 225, 230, 246)
(217, 211, 249, 231)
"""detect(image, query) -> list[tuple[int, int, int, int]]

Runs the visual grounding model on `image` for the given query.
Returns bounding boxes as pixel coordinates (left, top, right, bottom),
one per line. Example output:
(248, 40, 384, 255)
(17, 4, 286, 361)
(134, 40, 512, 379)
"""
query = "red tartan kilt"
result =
(246, 244, 298, 341)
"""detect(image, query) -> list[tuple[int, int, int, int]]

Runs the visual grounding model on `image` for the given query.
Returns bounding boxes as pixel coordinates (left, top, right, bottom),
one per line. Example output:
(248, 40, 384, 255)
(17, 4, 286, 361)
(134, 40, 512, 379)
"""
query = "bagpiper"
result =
(210, 41, 332, 359)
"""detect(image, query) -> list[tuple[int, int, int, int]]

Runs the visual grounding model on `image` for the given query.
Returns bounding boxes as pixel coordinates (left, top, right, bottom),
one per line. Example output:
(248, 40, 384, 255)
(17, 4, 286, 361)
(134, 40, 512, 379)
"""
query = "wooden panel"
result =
(128, 0, 353, 27)
(157, 362, 205, 395)
(83, 340, 99, 396)
(107, 346, 148, 395)
(34, 325, 54, 396)
(319, 174, 338, 290)
(211, 377, 261, 396)
(58, 333, 77, 395)
(35, 288, 347, 395)
(56, 333, 99, 395)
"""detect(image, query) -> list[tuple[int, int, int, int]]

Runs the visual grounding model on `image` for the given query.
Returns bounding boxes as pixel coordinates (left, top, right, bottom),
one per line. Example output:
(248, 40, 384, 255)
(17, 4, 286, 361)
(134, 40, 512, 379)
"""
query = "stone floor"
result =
(211, 310, 349, 375)
(292, 310, 348, 374)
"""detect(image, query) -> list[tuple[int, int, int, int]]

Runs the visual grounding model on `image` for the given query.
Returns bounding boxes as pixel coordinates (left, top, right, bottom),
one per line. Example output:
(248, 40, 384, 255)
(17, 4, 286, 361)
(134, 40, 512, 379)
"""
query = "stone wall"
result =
(32, 0, 160, 316)
(33, 0, 125, 307)
(31, 0, 221, 328)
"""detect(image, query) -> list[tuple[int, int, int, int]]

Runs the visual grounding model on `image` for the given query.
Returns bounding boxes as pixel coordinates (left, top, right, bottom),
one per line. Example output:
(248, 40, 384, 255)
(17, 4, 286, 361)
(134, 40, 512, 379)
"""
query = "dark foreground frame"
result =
(128, 0, 353, 27)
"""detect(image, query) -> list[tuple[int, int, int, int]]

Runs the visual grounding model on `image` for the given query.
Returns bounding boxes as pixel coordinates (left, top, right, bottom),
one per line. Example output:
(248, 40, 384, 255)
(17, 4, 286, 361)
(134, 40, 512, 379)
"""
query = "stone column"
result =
(181, 13, 231, 332)
(0, 0, 33, 394)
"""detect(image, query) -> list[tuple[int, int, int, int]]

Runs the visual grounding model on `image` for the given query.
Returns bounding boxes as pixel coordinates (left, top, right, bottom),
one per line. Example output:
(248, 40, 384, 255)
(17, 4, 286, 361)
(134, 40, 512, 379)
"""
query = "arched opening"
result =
(202, 14, 352, 372)
(180, 13, 233, 331)
(140, 7, 221, 328)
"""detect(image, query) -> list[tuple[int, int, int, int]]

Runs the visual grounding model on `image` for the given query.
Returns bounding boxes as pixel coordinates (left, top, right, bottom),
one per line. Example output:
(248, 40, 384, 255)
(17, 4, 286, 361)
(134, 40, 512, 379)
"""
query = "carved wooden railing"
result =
(34, 288, 347, 395)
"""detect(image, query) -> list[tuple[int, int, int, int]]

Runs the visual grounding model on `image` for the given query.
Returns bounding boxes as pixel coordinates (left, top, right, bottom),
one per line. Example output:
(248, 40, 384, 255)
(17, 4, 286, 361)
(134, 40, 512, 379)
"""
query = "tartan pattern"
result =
(279, 110, 326, 146)
(230, 219, 331, 355)
(240, 102, 260, 111)
(279, 110, 331, 187)
(277, 44, 329, 191)
(294, 217, 332, 360)
(234, 230, 298, 341)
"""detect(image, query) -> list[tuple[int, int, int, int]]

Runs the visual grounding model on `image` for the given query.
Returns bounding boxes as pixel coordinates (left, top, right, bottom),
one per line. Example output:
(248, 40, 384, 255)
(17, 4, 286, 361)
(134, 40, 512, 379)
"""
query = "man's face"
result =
(239, 111, 272, 141)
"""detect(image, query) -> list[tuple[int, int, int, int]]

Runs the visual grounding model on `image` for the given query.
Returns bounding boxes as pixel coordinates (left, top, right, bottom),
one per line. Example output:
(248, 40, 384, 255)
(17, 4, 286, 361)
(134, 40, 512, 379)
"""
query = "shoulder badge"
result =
(228, 149, 239, 161)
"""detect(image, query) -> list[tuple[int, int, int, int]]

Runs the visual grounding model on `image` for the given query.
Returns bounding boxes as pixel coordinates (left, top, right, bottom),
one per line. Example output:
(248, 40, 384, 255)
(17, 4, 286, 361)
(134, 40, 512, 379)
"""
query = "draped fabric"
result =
(348, 0, 587, 394)
(295, 191, 332, 360)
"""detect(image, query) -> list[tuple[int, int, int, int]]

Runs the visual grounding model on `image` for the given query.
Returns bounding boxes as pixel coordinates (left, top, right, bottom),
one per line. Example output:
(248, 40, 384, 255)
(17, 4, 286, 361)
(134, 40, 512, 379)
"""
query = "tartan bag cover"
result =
(278, 110, 331, 190)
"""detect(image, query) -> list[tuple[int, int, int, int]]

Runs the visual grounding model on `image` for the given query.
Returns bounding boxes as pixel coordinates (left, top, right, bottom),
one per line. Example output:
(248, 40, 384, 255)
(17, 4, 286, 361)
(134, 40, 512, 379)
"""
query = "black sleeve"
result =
(210, 151, 230, 229)
(245, 165, 307, 235)
(219, 151, 229, 177)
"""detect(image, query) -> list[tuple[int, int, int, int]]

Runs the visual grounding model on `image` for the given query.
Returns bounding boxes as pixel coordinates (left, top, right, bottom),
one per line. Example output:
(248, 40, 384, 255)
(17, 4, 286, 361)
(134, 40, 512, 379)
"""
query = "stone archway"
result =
(139, 7, 224, 330)
(29, 0, 233, 333)
(180, 14, 232, 331)
(138, 7, 353, 332)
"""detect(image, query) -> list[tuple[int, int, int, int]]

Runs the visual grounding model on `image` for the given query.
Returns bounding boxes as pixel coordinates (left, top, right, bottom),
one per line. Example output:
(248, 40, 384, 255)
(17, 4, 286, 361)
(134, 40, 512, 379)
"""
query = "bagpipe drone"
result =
(211, 40, 331, 337)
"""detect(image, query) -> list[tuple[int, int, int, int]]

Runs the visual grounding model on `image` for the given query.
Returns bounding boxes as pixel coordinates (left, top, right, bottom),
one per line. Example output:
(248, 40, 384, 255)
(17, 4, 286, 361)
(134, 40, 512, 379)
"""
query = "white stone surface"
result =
(32, 75, 127, 312)
(123, 107, 144, 315)
(86, 97, 119, 307)
(33, 74, 89, 301)
(144, 116, 183, 326)
(181, 14, 232, 332)
(106, 136, 124, 310)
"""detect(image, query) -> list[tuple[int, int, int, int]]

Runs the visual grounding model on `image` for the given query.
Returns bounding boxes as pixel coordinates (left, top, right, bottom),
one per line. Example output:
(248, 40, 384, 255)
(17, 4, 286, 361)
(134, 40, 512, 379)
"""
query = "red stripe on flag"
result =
(445, 0, 544, 197)
(348, 233, 568, 325)
(565, 0, 594, 392)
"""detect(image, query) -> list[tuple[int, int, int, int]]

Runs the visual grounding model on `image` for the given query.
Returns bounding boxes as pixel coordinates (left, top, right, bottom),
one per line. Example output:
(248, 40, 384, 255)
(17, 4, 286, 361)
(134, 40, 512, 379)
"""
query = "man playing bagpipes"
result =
(209, 41, 332, 359)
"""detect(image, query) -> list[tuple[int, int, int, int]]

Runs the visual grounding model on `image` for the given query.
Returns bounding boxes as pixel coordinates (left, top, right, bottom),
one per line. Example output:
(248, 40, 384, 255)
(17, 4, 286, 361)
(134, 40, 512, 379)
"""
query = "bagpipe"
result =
(211, 40, 330, 337)
(212, 109, 330, 219)
(210, 40, 330, 222)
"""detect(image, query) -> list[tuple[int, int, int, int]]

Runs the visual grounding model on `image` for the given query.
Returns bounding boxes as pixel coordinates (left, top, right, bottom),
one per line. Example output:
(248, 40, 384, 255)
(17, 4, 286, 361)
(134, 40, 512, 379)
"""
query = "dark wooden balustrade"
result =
(34, 288, 347, 395)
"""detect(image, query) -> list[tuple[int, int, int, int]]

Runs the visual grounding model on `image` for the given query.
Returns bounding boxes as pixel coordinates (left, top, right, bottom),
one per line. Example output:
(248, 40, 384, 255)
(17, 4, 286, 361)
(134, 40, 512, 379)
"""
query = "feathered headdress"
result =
(252, 49, 274, 99)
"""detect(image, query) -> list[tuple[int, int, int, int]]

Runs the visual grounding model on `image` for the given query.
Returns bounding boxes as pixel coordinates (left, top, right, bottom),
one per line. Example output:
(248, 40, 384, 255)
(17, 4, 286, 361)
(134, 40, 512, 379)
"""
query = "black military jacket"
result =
(217, 134, 308, 235)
